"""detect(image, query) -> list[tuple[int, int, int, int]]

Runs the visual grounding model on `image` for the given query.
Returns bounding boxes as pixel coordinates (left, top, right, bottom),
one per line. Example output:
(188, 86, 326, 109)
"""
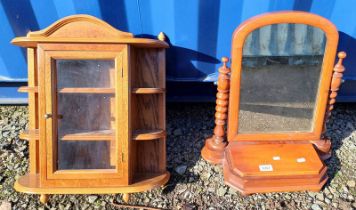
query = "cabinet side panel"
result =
(132, 48, 162, 88)
(37, 45, 47, 184)
(130, 47, 166, 179)
(128, 46, 136, 184)
(132, 94, 162, 130)
(27, 48, 39, 174)
(134, 139, 165, 174)
(158, 49, 166, 171)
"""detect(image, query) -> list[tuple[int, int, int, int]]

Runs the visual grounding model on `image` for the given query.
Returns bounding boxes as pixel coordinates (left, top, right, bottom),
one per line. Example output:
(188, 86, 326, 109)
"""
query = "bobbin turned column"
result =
(201, 57, 231, 164)
(313, 51, 346, 160)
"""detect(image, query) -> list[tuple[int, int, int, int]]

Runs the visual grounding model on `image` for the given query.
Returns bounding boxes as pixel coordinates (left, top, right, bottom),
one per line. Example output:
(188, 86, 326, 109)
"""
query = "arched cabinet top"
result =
(11, 15, 168, 48)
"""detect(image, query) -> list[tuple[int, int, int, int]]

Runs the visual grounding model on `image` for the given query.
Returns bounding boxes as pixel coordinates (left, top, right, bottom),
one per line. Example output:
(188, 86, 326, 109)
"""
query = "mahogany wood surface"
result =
(202, 11, 346, 195)
(225, 144, 325, 178)
(314, 52, 347, 159)
(223, 143, 328, 195)
(201, 57, 231, 164)
(14, 15, 168, 203)
(228, 11, 339, 142)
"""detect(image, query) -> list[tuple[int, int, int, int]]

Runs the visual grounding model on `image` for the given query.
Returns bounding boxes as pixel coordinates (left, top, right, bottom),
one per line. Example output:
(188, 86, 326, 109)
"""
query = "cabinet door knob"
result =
(44, 114, 52, 119)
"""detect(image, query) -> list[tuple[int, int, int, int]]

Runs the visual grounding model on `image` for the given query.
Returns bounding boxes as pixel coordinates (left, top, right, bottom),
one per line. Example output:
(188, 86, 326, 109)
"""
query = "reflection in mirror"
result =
(238, 24, 326, 133)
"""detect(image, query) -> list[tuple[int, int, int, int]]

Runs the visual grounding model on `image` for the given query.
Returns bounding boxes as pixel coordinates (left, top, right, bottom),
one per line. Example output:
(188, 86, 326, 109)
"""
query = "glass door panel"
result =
(55, 60, 116, 170)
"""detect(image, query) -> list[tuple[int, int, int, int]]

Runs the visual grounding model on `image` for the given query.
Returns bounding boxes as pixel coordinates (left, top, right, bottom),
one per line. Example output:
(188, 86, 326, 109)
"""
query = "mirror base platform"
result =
(223, 143, 328, 195)
(14, 172, 170, 204)
(312, 138, 332, 160)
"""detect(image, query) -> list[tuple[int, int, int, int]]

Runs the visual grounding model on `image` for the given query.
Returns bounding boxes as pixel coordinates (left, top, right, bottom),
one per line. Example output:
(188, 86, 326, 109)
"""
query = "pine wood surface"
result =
(11, 15, 168, 48)
(14, 15, 168, 202)
(18, 86, 38, 93)
(14, 172, 170, 194)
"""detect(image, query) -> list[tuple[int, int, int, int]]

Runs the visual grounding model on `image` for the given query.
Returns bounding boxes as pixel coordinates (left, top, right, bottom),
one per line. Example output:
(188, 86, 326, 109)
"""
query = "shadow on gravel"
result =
(324, 103, 356, 186)
(162, 102, 215, 194)
(163, 102, 356, 194)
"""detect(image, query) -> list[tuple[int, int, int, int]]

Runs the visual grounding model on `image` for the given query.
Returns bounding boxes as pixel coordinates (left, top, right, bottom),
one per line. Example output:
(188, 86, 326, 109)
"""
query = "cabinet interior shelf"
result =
(20, 129, 166, 141)
(19, 129, 39, 141)
(18, 87, 165, 94)
(60, 129, 114, 141)
(58, 88, 115, 94)
(18, 86, 38, 93)
(132, 129, 166, 140)
(132, 88, 165, 94)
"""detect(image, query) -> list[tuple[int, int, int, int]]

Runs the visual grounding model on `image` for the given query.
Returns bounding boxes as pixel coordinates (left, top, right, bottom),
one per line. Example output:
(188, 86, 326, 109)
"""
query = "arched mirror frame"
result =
(227, 11, 339, 142)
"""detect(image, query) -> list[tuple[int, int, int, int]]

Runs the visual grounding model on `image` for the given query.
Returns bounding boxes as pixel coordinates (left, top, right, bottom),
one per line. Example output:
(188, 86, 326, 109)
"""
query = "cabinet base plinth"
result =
(14, 172, 170, 195)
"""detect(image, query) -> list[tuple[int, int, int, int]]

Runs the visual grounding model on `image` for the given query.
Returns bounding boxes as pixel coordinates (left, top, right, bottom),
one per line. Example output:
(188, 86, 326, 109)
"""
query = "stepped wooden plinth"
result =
(223, 143, 328, 195)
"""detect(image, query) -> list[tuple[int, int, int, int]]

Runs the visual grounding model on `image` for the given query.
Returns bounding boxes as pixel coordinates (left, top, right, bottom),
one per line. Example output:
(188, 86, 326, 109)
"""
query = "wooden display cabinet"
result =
(12, 15, 169, 203)
(202, 11, 346, 195)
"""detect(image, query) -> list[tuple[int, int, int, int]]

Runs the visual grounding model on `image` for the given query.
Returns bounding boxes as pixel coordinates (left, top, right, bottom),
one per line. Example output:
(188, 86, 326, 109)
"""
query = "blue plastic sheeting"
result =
(0, 0, 355, 103)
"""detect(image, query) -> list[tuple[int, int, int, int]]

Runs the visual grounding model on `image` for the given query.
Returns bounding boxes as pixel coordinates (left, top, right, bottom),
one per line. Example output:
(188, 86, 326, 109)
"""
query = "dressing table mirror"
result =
(201, 11, 346, 195)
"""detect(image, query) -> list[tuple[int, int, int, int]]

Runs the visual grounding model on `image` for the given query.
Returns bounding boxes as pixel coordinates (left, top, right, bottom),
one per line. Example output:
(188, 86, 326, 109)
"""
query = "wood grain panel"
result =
(12, 15, 168, 201)
(134, 139, 165, 174)
(132, 48, 163, 88)
(131, 94, 163, 131)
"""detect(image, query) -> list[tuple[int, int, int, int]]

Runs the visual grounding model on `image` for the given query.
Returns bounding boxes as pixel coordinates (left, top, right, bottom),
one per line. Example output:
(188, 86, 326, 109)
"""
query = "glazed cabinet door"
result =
(38, 44, 129, 187)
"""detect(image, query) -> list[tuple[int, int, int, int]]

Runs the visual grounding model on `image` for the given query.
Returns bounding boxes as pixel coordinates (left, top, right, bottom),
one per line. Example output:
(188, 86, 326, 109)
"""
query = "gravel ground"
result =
(0, 103, 355, 210)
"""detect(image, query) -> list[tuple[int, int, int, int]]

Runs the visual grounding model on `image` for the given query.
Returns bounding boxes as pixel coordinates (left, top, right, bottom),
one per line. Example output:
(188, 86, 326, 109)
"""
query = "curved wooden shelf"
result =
(18, 86, 38, 93)
(132, 88, 165, 94)
(14, 172, 170, 194)
(133, 129, 166, 140)
(19, 130, 39, 141)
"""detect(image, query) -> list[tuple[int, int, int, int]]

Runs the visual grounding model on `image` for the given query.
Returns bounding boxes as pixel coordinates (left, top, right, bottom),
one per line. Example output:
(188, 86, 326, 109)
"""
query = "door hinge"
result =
(121, 153, 125, 162)
(121, 67, 123, 78)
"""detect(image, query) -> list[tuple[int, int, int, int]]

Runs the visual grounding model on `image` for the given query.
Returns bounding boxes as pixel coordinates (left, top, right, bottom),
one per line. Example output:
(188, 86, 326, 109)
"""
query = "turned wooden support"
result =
(201, 57, 231, 164)
(39, 194, 49, 204)
(122, 193, 130, 203)
(314, 52, 346, 160)
(324, 51, 346, 124)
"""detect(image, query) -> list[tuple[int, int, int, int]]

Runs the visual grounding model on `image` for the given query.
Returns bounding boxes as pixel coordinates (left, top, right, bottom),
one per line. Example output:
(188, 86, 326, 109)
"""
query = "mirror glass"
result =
(238, 23, 326, 133)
